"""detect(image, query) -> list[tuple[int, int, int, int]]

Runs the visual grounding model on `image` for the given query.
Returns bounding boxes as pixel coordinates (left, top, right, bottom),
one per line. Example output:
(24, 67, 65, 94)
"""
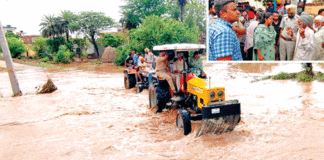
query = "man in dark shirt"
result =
(125, 53, 136, 68)
(266, 0, 274, 13)
(272, 11, 282, 60)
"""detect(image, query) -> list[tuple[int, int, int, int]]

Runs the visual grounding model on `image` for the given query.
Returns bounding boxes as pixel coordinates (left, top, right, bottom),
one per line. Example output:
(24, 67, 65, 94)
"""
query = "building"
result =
(3, 25, 17, 33)
(21, 35, 41, 44)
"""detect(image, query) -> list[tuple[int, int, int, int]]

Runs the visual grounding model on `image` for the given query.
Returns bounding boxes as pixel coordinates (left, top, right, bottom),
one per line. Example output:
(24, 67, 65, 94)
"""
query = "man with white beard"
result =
(294, 12, 315, 61)
(314, 15, 324, 60)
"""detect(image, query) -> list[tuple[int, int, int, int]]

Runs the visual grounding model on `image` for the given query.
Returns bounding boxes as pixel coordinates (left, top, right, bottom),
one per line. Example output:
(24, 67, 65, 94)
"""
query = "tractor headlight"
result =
(210, 92, 215, 99)
(218, 91, 224, 97)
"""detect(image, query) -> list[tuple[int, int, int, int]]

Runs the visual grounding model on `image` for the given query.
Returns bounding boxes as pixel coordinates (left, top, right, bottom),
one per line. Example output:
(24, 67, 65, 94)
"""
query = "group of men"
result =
(125, 48, 156, 69)
(155, 51, 205, 95)
(208, 0, 324, 61)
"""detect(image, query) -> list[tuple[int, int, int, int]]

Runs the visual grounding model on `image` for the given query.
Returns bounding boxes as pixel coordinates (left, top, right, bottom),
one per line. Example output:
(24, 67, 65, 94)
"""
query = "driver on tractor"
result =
(156, 51, 178, 94)
(125, 53, 136, 69)
(189, 51, 206, 78)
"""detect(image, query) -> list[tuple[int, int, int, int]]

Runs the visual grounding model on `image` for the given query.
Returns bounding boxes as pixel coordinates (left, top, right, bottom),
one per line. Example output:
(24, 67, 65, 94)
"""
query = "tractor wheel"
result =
(124, 75, 130, 89)
(148, 83, 157, 108)
(176, 109, 192, 135)
(136, 84, 143, 93)
(155, 85, 168, 113)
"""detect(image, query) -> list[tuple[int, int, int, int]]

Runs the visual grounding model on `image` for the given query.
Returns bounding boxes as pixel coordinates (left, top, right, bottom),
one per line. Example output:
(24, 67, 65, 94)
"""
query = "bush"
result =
(271, 72, 297, 80)
(53, 45, 72, 63)
(47, 37, 66, 54)
(98, 33, 118, 47)
(32, 37, 48, 58)
(40, 56, 49, 62)
(296, 72, 314, 82)
(114, 45, 132, 66)
(6, 37, 27, 58)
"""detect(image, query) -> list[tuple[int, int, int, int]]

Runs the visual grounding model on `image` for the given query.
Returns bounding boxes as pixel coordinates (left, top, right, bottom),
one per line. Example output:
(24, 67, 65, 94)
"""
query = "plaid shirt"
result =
(209, 18, 243, 61)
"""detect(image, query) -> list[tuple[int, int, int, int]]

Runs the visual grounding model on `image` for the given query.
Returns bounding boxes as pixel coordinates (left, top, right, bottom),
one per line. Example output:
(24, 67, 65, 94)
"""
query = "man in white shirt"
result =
(314, 15, 324, 60)
(144, 48, 155, 69)
(294, 12, 315, 61)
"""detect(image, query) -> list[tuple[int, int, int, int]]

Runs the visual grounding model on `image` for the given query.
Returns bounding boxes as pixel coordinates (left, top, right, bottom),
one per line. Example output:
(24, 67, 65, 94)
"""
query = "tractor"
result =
(124, 65, 156, 93)
(148, 43, 241, 136)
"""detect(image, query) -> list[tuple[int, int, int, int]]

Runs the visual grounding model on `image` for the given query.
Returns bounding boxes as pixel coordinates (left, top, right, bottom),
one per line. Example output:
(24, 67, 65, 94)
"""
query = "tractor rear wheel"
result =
(176, 109, 192, 135)
(149, 83, 157, 108)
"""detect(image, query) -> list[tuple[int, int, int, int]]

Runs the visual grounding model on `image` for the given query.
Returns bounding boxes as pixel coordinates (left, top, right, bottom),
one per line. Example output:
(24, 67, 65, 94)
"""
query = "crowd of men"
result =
(208, 0, 324, 61)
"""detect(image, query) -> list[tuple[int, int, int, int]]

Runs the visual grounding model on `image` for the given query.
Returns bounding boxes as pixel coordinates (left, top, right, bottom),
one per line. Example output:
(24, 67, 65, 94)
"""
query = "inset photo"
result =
(208, 0, 324, 61)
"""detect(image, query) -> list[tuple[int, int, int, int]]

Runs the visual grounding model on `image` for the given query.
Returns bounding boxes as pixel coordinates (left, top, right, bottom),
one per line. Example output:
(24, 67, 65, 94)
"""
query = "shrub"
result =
(53, 45, 72, 63)
(296, 72, 314, 82)
(40, 56, 49, 62)
(114, 45, 131, 66)
(98, 33, 118, 47)
(6, 37, 27, 58)
(32, 37, 48, 58)
(271, 72, 297, 80)
(47, 37, 66, 54)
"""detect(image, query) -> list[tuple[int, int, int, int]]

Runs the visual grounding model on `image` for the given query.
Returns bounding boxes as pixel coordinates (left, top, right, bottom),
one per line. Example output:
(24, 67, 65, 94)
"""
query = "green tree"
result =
(6, 37, 27, 58)
(120, 0, 167, 29)
(97, 33, 121, 47)
(5, 31, 19, 39)
(59, 10, 78, 42)
(32, 37, 48, 58)
(114, 15, 199, 65)
(75, 11, 114, 58)
(39, 15, 62, 38)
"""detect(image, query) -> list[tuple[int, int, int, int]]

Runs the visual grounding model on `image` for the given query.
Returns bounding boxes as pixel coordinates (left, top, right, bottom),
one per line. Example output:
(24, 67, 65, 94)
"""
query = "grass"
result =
(13, 58, 66, 70)
(88, 61, 103, 66)
(258, 71, 324, 82)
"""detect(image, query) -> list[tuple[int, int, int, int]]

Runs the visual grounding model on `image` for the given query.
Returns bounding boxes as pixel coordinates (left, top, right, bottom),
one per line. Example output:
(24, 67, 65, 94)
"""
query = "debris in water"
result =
(36, 78, 57, 94)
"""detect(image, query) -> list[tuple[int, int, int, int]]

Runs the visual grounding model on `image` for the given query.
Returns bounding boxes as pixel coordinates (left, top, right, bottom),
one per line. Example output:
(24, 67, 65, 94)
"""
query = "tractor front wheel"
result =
(124, 75, 130, 89)
(176, 109, 192, 135)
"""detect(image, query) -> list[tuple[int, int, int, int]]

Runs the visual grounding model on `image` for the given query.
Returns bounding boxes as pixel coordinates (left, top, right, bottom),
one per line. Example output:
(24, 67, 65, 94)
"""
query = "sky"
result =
(0, 0, 126, 35)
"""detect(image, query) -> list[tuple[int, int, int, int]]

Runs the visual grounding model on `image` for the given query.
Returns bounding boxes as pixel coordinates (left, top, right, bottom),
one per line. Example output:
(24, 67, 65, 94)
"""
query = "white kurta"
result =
(294, 27, 315, 61)
(144, 52, 155, 68)
(314, 27, 324, 60)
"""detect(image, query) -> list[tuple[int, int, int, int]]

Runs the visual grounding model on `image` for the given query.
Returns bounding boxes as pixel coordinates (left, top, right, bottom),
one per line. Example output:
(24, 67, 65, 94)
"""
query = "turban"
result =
(248, 11, 255, 19)
(314, 15, 324, 23)
(286, 4, 297, 13)
(300, 12, 314, 25)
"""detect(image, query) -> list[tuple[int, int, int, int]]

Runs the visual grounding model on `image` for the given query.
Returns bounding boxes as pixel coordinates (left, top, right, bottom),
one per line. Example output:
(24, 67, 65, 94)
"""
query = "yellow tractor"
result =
(148, 43, 241, 136)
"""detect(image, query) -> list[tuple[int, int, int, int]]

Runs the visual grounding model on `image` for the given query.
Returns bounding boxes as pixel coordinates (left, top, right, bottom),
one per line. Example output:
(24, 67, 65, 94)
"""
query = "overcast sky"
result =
(0, 0, 126, 35)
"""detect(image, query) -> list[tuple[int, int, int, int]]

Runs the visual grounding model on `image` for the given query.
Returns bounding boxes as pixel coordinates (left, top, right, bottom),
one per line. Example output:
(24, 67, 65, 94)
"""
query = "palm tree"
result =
(39, 15, 61, 38)
(178, 0, 187, 22)
(59, 10, 77, 42)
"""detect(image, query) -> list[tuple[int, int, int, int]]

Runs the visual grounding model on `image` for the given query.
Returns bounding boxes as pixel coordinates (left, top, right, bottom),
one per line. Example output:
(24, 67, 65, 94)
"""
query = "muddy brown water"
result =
(1, 60, 324, 159)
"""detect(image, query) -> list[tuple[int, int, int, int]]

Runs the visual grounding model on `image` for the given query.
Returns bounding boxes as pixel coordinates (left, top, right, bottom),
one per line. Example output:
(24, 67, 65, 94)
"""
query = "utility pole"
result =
(0, 21, 22, 96)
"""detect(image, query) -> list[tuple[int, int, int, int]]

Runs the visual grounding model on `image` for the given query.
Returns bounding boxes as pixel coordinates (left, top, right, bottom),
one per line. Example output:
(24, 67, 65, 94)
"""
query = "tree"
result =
(75, 11, 114, 58)
(120, 0, 167, 29)
(178, 0, 187, 22)
(114, 15, 199, 65)
(39, 15, 61, 38)
(59, 10, 78, 42)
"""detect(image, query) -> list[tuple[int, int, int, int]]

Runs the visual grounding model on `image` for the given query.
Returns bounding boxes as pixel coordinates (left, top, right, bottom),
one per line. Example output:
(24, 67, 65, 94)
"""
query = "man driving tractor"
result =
(189, 51, 206, 78)
(155, 51, 178, 95)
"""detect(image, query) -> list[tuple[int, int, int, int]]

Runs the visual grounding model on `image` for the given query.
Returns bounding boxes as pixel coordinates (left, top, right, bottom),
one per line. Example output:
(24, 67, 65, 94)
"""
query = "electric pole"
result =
(0, 21, 22, 96)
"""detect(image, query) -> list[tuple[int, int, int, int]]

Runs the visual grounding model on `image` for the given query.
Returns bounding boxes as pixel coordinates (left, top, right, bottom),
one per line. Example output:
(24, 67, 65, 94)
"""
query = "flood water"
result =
(1, 60, 324, 159)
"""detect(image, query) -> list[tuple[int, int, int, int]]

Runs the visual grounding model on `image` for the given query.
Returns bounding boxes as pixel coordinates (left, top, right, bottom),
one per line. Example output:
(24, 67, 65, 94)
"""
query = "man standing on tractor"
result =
(173, 53, 187, 91)
(144, 48, 155, 69)
(156, 51, 178, 94)
(189, 51, 206, 78)
(125, 53, 136, 69)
